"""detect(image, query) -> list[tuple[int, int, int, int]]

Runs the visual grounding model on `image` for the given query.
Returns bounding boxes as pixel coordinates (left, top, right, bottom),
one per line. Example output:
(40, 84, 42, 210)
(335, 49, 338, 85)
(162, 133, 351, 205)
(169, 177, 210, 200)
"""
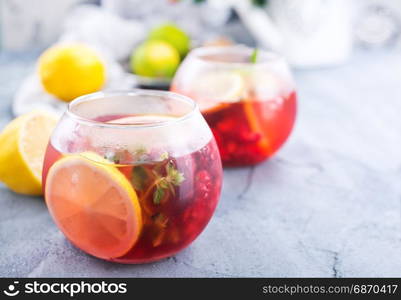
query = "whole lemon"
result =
(148, 23, 190, 58)
(39, 44, 106, 102)
(131, 40, 180, 78)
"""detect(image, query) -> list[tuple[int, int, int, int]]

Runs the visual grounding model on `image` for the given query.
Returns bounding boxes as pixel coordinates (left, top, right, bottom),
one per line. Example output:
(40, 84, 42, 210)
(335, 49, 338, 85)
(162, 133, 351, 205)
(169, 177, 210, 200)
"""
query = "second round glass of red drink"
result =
(171, 46, 297, 166)
(42, 90, 222, 263)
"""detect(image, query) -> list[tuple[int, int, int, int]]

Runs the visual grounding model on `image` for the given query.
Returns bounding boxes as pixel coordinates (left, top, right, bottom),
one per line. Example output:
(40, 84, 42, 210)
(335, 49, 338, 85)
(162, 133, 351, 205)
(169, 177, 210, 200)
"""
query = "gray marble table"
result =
(0, 49, 400, 277)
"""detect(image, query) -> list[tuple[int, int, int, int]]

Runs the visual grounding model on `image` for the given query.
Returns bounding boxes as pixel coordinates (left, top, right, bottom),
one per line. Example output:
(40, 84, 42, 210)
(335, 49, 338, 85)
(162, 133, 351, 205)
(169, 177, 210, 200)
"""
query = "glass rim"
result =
(189, 45, 285, 67)
(66, 89, 199, 129)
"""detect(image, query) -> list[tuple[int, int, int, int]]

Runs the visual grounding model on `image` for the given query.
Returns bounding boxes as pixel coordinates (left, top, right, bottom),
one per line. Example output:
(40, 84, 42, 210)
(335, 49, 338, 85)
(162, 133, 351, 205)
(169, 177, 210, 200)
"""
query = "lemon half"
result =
(0, 111, 58, 195)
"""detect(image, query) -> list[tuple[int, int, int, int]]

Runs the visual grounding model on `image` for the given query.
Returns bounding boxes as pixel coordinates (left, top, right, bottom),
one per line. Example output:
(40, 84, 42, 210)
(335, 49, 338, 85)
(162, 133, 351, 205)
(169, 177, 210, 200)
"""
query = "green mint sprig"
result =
(131, 165, 148, 191)
(153, 161, 185, 205)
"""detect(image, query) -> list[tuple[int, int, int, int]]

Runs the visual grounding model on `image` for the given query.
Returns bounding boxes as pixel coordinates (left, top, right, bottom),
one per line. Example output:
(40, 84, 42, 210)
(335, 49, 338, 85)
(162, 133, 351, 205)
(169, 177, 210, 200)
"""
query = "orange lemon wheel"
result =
(45, 153, 142, 259)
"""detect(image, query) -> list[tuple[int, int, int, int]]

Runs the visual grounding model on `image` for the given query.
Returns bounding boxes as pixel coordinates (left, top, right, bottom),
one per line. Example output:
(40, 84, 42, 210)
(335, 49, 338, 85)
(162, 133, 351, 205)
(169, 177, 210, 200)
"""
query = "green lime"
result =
(131, 40, 180, 78)
(148, 23, 190, 58)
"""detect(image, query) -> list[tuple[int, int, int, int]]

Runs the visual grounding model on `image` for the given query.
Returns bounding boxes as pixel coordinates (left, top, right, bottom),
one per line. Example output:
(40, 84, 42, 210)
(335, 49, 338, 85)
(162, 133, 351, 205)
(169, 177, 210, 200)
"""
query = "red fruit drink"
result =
(201, 92, 296, 166)
(43, 113, 222, 263)
(171, 46, 297, 166)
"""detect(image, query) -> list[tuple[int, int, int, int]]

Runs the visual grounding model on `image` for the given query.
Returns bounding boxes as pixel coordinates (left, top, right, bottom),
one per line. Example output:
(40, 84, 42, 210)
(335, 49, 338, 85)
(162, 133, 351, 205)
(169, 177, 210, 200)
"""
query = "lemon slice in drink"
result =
(0, 111, 58, 195)
(247, 71, 284, 100)
(45, 152, 142, 259)
(191, 72, 245, 113)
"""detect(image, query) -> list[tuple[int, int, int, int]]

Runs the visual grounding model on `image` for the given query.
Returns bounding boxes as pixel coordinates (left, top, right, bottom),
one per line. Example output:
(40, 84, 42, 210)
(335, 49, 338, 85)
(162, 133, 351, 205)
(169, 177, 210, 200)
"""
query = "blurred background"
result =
(2, 0, 401, 54)
(1, 0, 401, 117)
(0, 0, 401, 98)
(0, 0, 400, 117)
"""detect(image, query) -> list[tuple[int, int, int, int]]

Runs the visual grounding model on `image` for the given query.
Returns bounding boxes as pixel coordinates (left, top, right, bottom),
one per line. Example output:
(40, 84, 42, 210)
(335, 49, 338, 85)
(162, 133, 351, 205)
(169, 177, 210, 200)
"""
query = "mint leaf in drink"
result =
(132, 146, 148, 162)
(166, 161, 185, 186)
(153, 186, 164, 205)
(131, 165, 148, 191)
(250, 48, 259, 63)
(147, 160, 185, 205)
(158, 178, 169, 189)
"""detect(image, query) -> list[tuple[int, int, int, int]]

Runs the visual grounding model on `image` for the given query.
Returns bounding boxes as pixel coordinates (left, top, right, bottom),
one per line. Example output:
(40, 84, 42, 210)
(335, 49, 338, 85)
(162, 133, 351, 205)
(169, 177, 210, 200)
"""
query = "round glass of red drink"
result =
(43, 90, 222, 263)
(171, 46, 297, 166)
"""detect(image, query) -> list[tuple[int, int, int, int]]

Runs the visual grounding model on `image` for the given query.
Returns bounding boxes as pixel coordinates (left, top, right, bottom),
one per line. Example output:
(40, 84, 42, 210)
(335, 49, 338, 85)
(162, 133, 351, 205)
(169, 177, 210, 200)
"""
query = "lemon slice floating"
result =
(0, 111, 57, 195)
(45, 152, 142, 259)
(191, 71, 245, 113)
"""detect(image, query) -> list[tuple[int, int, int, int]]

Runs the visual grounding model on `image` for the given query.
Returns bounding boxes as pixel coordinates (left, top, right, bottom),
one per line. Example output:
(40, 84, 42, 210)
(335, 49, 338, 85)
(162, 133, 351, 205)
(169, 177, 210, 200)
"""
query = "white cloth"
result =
(13, 5, 146, 117)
